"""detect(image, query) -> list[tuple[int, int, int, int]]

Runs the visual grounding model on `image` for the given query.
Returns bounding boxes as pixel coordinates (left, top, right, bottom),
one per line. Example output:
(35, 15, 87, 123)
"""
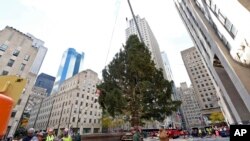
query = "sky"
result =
(0, 0, 193, 87)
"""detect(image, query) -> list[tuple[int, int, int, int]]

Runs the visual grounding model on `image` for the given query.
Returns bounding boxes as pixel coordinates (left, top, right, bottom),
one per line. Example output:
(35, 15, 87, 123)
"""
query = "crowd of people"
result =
(190, 125, 230, 138)
(6, 128, 80, 141)
(122, 125, 230, 141)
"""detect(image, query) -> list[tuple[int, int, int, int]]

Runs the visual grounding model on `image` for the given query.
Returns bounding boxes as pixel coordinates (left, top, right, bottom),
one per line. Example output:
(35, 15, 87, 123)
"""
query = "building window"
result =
(77, 93, 79, 97)
(13, 50, 20, 56)
(24, 55, 30, 61)
(0, 44, 8, 51)
(225, 19, 232, 32)
(230, 25, 238, 37)
(17, 99, 22, 105)
(11, 111, 16, 117)
(20, 63, 25, 71)
(218, 10, 226, 23)
(2, 70, 9, 75)
(7, 59, 15, 67)
(72, 117, 75, 122)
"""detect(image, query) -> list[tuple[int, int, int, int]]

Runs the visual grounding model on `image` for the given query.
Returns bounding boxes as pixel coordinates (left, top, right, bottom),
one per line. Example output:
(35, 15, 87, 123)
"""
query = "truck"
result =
(0, 76, 26, 139)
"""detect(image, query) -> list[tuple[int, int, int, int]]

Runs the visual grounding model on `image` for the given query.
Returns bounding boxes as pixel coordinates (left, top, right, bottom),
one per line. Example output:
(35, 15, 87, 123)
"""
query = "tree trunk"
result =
(131, 111, 139, 127)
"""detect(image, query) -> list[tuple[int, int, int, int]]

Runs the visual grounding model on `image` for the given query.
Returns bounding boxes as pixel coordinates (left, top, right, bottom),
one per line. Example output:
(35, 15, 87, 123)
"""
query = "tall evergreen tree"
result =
(98, 35, 181, 126)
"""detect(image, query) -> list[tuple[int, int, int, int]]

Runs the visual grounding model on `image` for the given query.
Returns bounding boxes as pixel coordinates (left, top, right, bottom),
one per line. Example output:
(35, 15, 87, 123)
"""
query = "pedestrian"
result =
(46, 128, 54, 141)
(61, 129, 72, 141)
(131, 126, 140, 141)
(215, 129, 219, 137)
(7, 135, 13, 141)
(23, 128, 38, 141)
(37, 132, 43, 141)
(158, 127, 169, 141)
(198, 128, 202, 137)
(74, 132, 80, 141)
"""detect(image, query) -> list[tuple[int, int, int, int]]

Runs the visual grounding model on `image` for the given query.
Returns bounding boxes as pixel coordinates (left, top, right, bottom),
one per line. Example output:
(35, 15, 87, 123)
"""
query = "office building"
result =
(174, 0, 250, 124)
(28, 69, 102, 134)
(181, 47, 221, 124)
(161, 51, 174, 81)
(28, 95, 54, 130)
(24, 86, 47, 114)
(177, 82, 203, 129)
(35, 73, 55, 96)
(52, 48, 84, 93)
(161, 52, 183, 128)
(0, 26, 47, 136)
(125, 15, 167, 79)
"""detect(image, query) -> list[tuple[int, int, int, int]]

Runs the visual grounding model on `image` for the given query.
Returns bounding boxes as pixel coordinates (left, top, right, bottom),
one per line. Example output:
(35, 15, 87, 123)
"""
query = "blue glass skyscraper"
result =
(52, 48, 84, 93)
(35, 73, 55, 96)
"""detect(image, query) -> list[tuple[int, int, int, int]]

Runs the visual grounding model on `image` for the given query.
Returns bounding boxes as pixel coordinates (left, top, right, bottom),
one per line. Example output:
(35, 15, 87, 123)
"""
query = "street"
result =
(144, 137, 230, 141)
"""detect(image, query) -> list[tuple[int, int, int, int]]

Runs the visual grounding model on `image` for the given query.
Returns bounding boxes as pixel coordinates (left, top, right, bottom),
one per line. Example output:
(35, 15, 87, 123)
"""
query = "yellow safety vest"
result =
(62, 136, 72, 141)
(46, 135, 54, 141)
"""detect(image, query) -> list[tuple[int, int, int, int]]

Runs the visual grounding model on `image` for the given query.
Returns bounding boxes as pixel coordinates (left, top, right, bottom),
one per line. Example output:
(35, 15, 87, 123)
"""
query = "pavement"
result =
(144, 137, 229, 141)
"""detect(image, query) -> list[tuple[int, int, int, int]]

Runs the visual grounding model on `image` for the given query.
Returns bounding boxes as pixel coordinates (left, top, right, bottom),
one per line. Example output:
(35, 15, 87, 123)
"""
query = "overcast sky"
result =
(0, 0, 193, 87)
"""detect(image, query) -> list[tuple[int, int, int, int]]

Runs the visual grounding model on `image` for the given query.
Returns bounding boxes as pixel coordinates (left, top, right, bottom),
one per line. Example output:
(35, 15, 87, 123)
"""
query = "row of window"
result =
(195, 0, 233, 51)
(0, 44, 30, 60)
(197, 82, 213, 88)
(181, 1, 213, 59)
(204, 103, 214, 108)
(201, 92, 214, 97)
(198, 87, 215, 93)
(203, 0, 238, 39)
(48, 117, 100, 126)
(1, 61, 26, 75)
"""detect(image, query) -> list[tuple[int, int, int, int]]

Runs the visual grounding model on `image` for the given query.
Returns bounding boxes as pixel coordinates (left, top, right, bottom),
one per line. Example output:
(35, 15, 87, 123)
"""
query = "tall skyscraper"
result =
(161, 51, 174, 81)
(125, 15, 167, 79)
(34, 73, 55, 96)
(174, 0, 250, 124)
(0, 26, 47, 136)
(161, 52, 183, 128)
(177, 82, 203, 129)
(52, 48, 84, 93)
(181, 47, 221, 124)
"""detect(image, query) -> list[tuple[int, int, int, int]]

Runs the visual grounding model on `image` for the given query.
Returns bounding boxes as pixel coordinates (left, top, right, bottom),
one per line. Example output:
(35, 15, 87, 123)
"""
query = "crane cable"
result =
(104, 0, 122, 67)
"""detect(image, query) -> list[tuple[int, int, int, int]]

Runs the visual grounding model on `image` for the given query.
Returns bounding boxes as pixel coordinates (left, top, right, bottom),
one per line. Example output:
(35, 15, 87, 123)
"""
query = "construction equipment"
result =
(0, 75, 27, 139)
